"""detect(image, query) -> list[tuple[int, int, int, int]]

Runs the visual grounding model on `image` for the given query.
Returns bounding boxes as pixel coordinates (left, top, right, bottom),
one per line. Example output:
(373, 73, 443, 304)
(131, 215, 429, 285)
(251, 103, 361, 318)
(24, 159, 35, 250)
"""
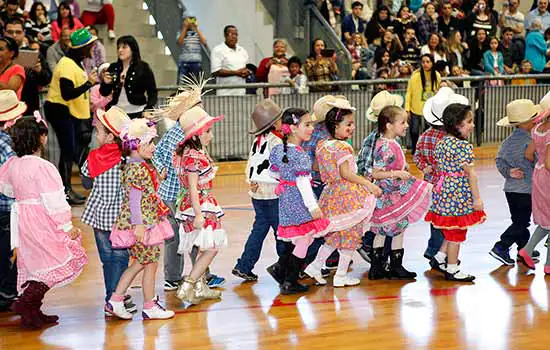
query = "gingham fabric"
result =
(0, 131, 15, 212)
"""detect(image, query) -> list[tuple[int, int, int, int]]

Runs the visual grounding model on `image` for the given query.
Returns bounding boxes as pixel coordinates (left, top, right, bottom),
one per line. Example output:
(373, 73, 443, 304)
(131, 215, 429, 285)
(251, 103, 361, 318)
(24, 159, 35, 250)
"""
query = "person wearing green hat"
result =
(44, 28, 98, 205)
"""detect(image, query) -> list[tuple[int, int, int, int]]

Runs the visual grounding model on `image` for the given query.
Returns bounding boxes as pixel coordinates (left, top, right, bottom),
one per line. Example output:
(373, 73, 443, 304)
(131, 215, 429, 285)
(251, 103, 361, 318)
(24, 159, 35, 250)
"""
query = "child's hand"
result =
(193, 215, 205, 229)
(368, 183, 383, 197)
(473, 198, 484, 211)
(395, 170, 411, 180)
(509, 167, 525, 179)
(249, 182, 259, 193)
(311, 208, 323, 220)
(160, 168, 167, 181)
(135, 225, 145, 243)
(423, 166, 433, 175)
(68, 227, 82, 240)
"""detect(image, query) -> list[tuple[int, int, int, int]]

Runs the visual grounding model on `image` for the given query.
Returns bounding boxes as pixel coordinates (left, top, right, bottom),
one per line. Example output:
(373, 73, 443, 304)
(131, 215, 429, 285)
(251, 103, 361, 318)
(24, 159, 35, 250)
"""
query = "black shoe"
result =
(532, 250, 541, 259)
(445, 270, 475, 282)
(65, 190, 85, 205)
(320, 268, 331, 278)
(489, 246, 515, 266)
(280, 281, 309, 295)
(325, 259, 338, 270)
(388, 249, 416, 280)
(368, 247, 387, 280)
(429, 257, 446, 274)
(232, 268, 258, 282)
(266, 262, 284, 285)
(357, 246, 372, 263)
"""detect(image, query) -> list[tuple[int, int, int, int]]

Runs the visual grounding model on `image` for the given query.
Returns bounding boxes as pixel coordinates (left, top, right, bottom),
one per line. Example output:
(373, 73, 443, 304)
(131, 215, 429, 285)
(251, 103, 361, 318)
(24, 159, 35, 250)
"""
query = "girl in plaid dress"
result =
(107, 118, 175, 320)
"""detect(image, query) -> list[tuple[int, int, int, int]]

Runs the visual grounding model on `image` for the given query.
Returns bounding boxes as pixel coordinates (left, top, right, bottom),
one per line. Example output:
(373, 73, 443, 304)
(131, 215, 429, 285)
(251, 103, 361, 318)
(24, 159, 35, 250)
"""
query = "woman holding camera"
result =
(465, 0, 498, 39)
(257, 39, 290, 97)
(305, 38, 338, 92)
(100, 35, 157, 119)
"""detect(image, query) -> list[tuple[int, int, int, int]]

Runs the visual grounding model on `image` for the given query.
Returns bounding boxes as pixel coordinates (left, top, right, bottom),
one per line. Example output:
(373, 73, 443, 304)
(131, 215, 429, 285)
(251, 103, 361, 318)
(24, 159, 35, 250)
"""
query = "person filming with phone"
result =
(177, 15, 206, 84)
(305, 38, 338, 92)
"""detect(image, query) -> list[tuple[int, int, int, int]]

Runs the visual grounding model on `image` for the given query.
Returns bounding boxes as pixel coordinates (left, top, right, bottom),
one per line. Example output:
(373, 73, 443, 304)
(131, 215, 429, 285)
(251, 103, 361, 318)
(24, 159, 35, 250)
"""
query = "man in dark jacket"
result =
(341, 1, 366, 43)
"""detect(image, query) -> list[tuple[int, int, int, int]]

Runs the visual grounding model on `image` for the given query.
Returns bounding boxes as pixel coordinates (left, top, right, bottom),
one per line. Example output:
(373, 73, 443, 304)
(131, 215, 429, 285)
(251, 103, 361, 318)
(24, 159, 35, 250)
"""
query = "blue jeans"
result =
(423, 224, 445, 258)
(177, 61, 202, 84)
(235, 198, 288, 273)
(94, 229, 129, 302)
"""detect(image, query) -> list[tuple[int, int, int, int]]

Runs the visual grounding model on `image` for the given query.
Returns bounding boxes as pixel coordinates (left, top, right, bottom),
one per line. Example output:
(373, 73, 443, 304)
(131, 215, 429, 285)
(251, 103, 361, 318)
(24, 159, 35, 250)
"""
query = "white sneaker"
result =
(142, 298, 175, 320)
(333, 275, 361, 287)
(108, 30, 116, 39)
(304, 264, 327, 285)
(106, 300, 133, 319)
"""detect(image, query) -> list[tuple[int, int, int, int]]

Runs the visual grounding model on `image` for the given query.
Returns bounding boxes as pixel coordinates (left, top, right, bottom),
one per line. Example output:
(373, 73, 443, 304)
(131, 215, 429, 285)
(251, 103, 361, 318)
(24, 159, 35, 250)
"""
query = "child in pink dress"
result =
(518, 113, 550, 274)
(369, 106, 433, 280)
(0, 116, 87, 329)
(304, 101, 381, 287)
(107, 118, 175, 320)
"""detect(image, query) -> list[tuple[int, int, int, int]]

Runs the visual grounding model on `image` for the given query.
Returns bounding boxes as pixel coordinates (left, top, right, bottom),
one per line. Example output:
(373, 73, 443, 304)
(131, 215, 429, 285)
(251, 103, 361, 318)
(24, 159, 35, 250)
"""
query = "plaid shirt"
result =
(302, 123, 331, 182)
(0, 131, 15, 212)
(81, 159, 123, 231)
(151, 123, 185, 202)
(413, 127, 446, 184)
(417, 14, 438, 45)
(356, 130, 378, 179)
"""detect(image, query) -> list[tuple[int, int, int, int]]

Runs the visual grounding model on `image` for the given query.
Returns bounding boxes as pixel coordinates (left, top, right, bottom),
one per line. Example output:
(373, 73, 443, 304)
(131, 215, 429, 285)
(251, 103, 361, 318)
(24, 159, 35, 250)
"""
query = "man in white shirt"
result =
(211, 25, 249, 96)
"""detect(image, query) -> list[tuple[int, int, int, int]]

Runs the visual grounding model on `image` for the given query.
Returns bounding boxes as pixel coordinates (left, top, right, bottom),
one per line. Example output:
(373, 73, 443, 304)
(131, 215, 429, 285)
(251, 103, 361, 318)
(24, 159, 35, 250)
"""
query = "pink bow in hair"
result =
(281, 124, 291, 135)
(34, 111, 48, 128)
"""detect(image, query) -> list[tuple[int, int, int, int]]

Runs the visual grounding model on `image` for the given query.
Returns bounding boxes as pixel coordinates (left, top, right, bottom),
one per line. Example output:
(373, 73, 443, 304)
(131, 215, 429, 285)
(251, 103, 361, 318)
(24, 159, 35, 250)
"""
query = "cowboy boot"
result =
(368, 248, 387, 280)
(12, 281, 43, 329)
(33, 282, 59, 324)
(388, 249, 417, 280)
(176, 276, 202, 305)
(280, 255, 309, 295)
(194, 276, 221, 300)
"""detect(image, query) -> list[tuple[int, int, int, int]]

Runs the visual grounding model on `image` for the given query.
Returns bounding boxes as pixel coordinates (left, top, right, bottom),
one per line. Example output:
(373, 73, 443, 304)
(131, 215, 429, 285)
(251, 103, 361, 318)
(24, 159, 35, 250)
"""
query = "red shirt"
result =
(0, 64, 26, 99)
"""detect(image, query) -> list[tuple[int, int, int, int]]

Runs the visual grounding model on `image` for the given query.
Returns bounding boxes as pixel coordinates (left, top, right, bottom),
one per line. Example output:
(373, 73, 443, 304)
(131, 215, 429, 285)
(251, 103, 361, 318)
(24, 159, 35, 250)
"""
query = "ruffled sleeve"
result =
(38, 160, 72, 232)
(454, 139, 474, 167)
(268, 144, 282, 179)
(334, 141, 354, 168)
(0, 157, 15, 198)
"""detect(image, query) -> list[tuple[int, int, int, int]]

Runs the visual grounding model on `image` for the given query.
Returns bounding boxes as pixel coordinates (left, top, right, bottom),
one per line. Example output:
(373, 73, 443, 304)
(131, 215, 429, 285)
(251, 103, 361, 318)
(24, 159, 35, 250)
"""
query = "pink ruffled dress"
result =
(0, 156, 87, 291)
(316, 140, 376, 249)
(531, 123, 550, 229)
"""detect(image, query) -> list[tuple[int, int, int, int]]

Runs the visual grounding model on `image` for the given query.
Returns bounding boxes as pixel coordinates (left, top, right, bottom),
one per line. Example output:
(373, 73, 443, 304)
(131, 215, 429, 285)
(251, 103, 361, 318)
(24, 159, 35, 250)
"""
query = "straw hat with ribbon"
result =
(179, 105, 224, 141)
(497, 99, 541, 127)
(97, 106, 131, 136)
(249, 99, 282, 136)
(119, 118, 158, 151)
(423, 87, 469, 126)
(311, 95, 355, 122)
(366, 91, 404, 122)
(0, 90, 27, 122)
(69, 28, 98, 49)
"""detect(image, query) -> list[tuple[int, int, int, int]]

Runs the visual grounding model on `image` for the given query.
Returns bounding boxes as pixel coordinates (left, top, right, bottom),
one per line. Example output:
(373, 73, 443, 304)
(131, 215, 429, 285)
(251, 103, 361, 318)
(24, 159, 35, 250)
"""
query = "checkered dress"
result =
(81, 159, 123, 231)
(0, 131, 15, 212)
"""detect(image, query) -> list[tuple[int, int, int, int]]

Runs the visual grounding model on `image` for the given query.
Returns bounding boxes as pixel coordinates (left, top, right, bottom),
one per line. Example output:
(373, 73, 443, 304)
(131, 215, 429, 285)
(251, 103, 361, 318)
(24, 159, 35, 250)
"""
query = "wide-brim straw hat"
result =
(311, 95, 355, 122)
(179, 105, 224, 141)
(497, 99, 541, 127)
(97, 106, 131, 136)
(69, 28, 98, 49)
(423, 87, 469, 126)
(0, 90, 27, 122)
(539, 90, 550, 111)
(366, 91, 404, 122)
(120, 118, 158, 146)
(249, 99, 282, 136)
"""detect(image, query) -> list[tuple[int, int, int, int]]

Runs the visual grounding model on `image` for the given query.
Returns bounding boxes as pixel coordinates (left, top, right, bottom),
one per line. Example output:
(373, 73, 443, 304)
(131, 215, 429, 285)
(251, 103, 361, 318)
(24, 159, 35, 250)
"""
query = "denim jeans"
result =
(235, 198, 289, 273)
(409, 113, 424, 155)
(177, 61, 202, 84)
(424, 224, 445, 258)
(495, 192, 532, 250)
(163, 201, 184, 282)
(94, 228, 129, 302)
(0, 212, 16, 297)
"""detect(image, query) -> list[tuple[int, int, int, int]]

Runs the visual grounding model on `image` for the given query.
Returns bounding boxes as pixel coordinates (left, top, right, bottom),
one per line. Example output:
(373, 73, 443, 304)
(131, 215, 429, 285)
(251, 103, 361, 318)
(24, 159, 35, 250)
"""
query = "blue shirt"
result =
(525, 9, 550, 34)
(302, 123, 331, 182)
(151, 123, 185, 202)
(0, 131, 15, 212)
(496, 128, 533, 194)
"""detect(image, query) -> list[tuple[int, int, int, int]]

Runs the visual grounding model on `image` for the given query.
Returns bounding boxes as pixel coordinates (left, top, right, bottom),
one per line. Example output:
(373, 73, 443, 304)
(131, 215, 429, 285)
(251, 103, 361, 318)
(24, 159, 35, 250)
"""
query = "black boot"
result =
(267, 252, 289, 285)
(388, 249, 417, 280)
(368, 247, 387, 280)
(280, 255, 309, 295)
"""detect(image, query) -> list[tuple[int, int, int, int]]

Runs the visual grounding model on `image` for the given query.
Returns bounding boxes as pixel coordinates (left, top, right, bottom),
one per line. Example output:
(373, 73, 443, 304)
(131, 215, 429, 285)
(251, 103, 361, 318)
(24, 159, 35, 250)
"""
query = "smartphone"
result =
(189, 16, 196, 23)
(321, 49, 335, 58)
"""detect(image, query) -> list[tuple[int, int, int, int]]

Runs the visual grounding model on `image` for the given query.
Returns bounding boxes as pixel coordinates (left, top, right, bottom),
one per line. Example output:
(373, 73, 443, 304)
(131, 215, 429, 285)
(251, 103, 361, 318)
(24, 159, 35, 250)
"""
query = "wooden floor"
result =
(1, 146, 549, 349)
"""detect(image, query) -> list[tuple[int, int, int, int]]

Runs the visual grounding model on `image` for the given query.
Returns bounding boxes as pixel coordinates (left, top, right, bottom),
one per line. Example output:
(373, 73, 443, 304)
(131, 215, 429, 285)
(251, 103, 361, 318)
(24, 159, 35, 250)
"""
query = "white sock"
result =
(434, 251, 447, 264)
(312, 244, 336, 271)
(447, 263, 458, 274)
(336, 249, 354, 277)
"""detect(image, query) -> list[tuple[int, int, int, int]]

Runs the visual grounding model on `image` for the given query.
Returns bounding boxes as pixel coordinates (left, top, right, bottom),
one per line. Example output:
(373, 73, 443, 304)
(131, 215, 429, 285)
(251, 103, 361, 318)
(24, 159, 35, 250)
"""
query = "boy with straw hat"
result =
(489, 99, 541, 266)
(0, 90, 27, 310)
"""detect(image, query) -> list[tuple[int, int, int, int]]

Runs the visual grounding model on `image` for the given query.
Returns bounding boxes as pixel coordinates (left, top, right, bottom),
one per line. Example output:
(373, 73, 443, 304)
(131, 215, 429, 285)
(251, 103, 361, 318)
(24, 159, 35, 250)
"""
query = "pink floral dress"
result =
(316, 140, 376, 249)
(0, 156, 87, 291)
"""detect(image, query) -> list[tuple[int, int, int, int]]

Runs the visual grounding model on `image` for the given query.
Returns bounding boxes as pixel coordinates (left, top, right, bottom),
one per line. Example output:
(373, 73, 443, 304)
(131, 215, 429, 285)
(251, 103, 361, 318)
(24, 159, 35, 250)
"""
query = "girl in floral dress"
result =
(425, 103, 487, 282)
(369, 106, 433, 280)
(304, 102, 381, 287)
(518, 112, 550, 274)
(174, 105, 227, 305)
(0, 116, 87, 329)
(107, 118, 175, 320)
(269, 108, 332, 294)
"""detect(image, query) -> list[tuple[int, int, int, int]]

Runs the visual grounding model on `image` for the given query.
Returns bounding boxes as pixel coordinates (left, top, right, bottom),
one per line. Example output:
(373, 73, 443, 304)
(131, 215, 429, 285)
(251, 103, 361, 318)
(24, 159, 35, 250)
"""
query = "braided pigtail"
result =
(282, 134, 289, 163)
(280, 107, 308, 164)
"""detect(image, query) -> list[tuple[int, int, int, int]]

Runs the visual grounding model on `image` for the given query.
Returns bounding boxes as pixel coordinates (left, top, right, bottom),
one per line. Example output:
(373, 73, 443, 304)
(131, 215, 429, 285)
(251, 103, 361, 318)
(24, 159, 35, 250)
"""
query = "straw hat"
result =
(539, 90, 550, 111)
(423, 87, 469, 126)
(96, 106, 131, 136)
(69, 28, 97, 49)
(148, 75, 206, 122)
(249, 99, 282, 136)
(179, 105, 224, 141)
(311, 95, 356, 122)
(0, 90, 27, 122)
(119, 118, 157, 149)
(497, 99, 541, 127)
(366, 91, 404, 122)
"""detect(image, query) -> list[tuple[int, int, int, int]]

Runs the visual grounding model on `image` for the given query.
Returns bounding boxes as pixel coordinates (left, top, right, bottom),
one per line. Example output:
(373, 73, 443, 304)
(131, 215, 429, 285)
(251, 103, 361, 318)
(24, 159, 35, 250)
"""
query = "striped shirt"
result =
(178, 30, 202, 64)
(496, 128, 533, 194)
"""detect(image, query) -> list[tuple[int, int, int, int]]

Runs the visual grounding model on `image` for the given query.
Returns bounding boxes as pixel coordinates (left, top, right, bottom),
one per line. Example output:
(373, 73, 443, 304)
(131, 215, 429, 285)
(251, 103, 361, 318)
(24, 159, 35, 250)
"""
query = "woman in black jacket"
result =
(365, 5, 393, 45)
(100, 35, 157, 119)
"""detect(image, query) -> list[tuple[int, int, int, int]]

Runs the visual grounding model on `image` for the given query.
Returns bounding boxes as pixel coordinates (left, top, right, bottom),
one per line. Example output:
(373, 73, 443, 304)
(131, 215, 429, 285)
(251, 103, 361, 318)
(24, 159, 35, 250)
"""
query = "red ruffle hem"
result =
(277, 218, 332, 242)
(425, 210, 487, 230)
